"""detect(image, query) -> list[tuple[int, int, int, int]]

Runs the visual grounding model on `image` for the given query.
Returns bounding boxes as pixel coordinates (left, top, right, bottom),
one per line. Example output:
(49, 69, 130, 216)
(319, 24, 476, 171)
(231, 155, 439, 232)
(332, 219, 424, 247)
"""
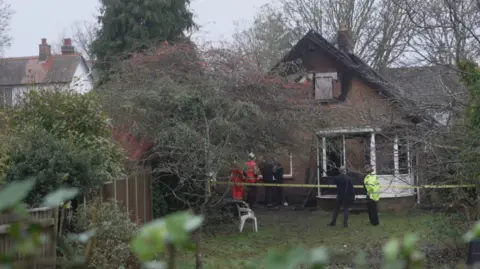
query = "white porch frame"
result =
(315, 126, 415, 199)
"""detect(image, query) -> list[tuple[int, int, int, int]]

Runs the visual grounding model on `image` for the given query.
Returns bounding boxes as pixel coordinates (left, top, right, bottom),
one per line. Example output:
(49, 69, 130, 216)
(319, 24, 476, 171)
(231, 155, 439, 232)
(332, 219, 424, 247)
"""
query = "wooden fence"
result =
(0, 206, 59, 269)
(86, 169, 153, 224)
(0, 170, 152, 268)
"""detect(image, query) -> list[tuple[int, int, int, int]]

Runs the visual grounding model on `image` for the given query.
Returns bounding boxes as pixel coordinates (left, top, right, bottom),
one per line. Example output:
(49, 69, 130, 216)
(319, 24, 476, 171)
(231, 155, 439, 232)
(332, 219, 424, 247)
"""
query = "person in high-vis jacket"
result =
(364, 164, 380, 226)
(244, 153, 260, 208)
(231, 161, 244, 200)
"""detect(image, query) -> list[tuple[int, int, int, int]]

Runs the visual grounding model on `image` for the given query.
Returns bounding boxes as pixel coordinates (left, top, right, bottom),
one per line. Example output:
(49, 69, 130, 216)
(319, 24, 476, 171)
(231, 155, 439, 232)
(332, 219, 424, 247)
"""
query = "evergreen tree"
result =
(91, 0, 195, 75)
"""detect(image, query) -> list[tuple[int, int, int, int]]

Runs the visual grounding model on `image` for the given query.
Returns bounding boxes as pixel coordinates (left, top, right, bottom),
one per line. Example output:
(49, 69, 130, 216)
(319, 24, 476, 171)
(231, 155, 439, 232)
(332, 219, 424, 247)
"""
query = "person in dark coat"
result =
(328, 166, 355, 228)
(272, 157, 284, 206)
(260, 158, 275, 206)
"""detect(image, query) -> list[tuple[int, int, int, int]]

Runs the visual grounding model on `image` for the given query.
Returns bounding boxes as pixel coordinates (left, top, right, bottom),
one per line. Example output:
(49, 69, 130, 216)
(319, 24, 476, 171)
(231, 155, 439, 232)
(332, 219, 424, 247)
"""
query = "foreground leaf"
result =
(0, 179, 36, 211)
(131, 211, 204, 262)
(42, 187, 79, 207)
(265, 247, 308, 269)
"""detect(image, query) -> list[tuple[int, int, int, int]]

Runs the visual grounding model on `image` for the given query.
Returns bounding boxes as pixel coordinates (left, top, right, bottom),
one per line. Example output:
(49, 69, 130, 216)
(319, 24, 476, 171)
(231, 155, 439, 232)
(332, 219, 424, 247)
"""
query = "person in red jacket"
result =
(231, 161, 244, 200)
(244, 153, 260, 208)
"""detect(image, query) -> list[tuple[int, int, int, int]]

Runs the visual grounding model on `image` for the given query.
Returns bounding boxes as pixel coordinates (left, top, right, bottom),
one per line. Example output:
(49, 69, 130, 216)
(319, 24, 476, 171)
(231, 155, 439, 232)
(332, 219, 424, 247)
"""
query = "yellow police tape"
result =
(209, 181, 475, 189)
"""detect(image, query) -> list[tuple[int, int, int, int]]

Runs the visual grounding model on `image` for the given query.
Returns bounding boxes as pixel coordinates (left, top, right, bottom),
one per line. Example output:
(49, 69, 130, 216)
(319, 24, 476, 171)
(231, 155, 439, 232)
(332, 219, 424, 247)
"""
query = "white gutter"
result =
(284, 153, 293, 179)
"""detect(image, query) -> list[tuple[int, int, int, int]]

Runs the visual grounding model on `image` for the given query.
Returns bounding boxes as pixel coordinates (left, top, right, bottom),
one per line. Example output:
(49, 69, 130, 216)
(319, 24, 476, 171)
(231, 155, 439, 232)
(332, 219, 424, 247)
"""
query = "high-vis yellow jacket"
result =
(364, 172, 380, 201)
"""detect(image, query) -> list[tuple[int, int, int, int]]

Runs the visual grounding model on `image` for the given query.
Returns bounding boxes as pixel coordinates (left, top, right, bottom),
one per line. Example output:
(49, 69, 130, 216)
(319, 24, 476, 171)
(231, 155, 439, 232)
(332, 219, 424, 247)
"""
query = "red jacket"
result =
(231, 169, 244, 183)
(244, 160, 259, 183)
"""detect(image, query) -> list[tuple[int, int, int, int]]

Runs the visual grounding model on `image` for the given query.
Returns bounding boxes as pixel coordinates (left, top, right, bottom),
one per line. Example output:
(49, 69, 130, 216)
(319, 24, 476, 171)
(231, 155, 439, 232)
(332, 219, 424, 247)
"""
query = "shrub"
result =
(5, 129, 121, 205)
(4, 89, 124, 204)
(63, 200, 138, 269)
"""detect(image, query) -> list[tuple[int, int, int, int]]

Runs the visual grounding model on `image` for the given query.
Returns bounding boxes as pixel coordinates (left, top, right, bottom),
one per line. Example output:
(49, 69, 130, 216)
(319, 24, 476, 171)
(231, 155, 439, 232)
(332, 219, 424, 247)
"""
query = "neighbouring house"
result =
(267, 26, 466, 210)
(0, 38, 93, 107)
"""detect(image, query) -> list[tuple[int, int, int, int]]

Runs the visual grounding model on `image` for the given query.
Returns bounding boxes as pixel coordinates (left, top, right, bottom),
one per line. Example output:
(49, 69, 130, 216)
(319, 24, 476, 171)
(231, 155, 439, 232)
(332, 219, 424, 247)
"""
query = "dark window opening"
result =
(398, 138, 408, 174)
(376, 134, 394, 175)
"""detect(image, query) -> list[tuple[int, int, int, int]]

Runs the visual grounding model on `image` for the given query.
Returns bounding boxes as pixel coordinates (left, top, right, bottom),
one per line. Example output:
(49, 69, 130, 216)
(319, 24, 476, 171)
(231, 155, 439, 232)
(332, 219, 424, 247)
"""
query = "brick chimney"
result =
(337, 23, 353, 54)
(39, 38, 51, 62)
(61, 38, 75, 55)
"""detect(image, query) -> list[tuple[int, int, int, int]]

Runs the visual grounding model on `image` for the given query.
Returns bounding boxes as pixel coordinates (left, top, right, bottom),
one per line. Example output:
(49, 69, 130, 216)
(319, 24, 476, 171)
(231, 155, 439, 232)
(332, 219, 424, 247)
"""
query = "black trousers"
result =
(367, 199, 379, 225)
(265, 184, 274, 205)
(330, 197, 352, 227)
(246, 186, 257, 207)
(274, 184, 283, 205)
(265, 181, 283, 205)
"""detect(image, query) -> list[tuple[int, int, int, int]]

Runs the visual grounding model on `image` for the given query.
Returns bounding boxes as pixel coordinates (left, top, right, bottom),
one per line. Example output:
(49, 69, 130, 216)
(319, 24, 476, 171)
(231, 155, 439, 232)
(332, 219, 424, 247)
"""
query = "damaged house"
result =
(267, 26, 466, 211)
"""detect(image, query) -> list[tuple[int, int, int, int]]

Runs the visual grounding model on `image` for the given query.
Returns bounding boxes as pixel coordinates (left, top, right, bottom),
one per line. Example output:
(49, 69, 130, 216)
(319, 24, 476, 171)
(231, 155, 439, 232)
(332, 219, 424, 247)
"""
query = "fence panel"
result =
(0, 206, 59, 269)
(94, 169, 153, 225)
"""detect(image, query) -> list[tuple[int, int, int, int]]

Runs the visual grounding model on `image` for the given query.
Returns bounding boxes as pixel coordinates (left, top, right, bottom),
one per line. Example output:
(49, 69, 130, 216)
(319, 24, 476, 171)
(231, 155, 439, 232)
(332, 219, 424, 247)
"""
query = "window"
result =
(0, 87, 13, 108)
(376, 134, 394, 175)
(398, 138, 409, 174)
(314, 72, 337, 100)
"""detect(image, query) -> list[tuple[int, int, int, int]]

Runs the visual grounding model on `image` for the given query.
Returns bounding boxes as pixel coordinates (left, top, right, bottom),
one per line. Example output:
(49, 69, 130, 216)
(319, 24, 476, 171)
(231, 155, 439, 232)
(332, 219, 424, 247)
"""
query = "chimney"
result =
(61, 38, 75, 55)
(337, 23, 353, 54)
(39, 38, 51, 62)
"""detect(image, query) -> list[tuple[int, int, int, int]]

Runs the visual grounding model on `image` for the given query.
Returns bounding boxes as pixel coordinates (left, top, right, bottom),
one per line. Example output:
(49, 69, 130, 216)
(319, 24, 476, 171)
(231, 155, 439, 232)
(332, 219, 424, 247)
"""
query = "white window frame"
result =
(314, 72, 337, 100)
(0, 87, 13, 108)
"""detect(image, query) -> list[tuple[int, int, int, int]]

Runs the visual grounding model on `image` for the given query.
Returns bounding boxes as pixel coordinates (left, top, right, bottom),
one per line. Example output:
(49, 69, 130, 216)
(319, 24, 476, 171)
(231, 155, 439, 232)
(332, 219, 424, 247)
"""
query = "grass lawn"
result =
(178, 208, 440, 269)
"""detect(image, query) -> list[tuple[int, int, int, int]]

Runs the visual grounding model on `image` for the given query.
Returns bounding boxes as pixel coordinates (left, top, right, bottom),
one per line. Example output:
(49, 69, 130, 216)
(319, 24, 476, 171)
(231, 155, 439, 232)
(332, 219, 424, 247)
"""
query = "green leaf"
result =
(142, 261, 166, 269)
(131, 232, 159, 262)
(71, 229, 96, 244)
(265, 247, 308, 269)
(131, 219, 167, 261)
(42, 187, 79, 207)
(184, 215, 204, 232)
(0, 179, 36, 211)
(131, 211, 204, 262)
(353, 252, 367, 268)
(403, 233, 418, 254)
(383, 238, 400, 262)
(309, 247, 329, 265)
(11, 203, 28, 218)
(464, 221, 480, 242)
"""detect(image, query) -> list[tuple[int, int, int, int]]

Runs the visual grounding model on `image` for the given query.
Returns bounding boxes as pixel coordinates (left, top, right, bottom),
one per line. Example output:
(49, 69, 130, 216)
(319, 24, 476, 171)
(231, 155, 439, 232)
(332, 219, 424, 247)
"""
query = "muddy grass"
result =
(177, 208, 465, 269)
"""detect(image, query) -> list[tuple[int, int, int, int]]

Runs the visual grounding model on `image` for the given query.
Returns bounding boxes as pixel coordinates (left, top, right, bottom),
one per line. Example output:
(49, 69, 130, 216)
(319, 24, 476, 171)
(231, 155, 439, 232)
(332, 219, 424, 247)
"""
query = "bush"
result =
(5, 129, 121, 205)
(61, 200, 138, 269)
(424, 212, 471, 266)
(3, 89, 124, 205)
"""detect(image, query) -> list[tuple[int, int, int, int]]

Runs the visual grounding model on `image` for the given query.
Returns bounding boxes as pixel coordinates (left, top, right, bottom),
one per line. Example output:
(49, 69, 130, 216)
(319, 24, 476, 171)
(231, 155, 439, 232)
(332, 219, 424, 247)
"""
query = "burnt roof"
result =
(271, 30, 395, 96)
(384, 65, 467, 114)
(0, 54, 85, 86)
(271, 30, 468, 124)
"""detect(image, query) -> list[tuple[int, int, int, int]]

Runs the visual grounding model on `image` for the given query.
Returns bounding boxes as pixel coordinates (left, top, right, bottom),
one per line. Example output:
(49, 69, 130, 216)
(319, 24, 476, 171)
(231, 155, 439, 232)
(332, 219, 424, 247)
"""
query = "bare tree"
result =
(396, 0, 480, 65)
(232, 0, 414, 71)
(98, 40, 323, 220)
(0, 0, 13, 56)
(70, 20, 98, 60)
(232, 8, 301, 72)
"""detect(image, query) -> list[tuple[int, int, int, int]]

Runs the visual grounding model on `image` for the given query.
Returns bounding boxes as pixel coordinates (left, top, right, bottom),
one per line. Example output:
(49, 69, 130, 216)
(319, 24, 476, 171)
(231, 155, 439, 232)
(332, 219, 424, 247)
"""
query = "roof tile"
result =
(0, 54, 82, 85)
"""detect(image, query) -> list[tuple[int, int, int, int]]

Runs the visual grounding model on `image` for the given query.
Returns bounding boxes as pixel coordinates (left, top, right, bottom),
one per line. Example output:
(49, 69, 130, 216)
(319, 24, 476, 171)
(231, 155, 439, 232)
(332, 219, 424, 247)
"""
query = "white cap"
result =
(248, 152, 255, 159)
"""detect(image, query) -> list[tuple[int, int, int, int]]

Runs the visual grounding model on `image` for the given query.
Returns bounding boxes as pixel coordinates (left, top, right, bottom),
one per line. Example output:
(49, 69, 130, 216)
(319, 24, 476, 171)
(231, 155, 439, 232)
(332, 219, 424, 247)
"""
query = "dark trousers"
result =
(265, 185, 274, 205)
(367, 199, 379, 225)
(274, 185, 283, 205)
(330, 197, 352, 227)
(246, 186, 257, 207)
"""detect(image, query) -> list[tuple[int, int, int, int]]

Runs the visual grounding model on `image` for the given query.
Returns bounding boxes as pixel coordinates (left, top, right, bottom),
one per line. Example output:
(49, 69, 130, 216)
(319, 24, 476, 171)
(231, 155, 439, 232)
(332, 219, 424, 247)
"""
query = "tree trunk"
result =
(167, 243, 176, 269)
(195, 230, 203, 269)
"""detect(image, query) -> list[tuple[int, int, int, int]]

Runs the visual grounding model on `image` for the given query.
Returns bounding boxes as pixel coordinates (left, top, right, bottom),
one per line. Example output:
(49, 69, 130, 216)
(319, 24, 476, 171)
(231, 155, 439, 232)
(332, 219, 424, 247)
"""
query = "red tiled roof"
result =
(0, 53, 84, 85)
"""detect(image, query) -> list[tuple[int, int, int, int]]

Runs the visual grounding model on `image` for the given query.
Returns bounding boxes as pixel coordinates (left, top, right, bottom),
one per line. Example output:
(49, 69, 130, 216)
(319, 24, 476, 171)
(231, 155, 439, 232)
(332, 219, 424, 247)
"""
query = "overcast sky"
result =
(4, 0, 269, 57)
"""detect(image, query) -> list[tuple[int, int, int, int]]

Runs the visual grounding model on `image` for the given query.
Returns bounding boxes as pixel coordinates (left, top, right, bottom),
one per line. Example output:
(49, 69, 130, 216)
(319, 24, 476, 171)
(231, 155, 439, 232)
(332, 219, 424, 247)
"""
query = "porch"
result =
(315, 126, 419, 201)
